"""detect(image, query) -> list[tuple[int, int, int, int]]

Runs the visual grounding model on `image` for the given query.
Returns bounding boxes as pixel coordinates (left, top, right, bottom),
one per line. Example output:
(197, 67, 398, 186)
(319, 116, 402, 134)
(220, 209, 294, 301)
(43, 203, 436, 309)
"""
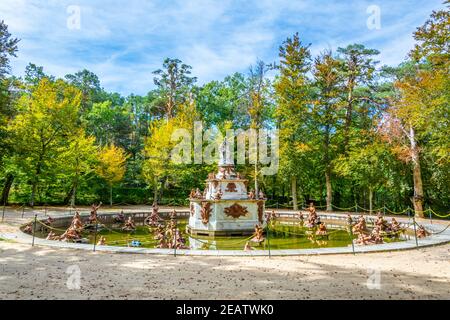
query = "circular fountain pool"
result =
(27, 211, 409, 251)
(12, 210, 449, 256)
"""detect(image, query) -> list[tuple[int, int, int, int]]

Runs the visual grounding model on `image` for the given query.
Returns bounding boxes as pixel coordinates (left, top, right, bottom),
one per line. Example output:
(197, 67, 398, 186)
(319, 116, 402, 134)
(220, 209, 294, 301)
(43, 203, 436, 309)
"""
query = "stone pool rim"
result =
(3, 211, 450, 256)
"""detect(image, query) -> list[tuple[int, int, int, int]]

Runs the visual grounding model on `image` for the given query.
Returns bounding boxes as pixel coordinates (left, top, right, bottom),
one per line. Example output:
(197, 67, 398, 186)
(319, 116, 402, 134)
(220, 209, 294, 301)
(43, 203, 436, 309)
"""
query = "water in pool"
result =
(33, 219, 369, 250)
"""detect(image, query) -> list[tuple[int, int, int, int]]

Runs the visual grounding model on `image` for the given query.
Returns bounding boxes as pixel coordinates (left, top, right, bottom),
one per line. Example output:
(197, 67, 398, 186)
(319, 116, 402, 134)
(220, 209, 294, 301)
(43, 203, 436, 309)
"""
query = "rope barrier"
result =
(428, 223, 450, 235)
(355, 204, 385, 212)
(383, 207, 411, 215)
(43, 203, 448, 219)
(413, 220, 450, 235)
(95, 220, 130, 235)
(426, 208, 450, 218)
(332, 204, 357, 211)
(36, 220, 69, 232)
(268, 224, 343, 237)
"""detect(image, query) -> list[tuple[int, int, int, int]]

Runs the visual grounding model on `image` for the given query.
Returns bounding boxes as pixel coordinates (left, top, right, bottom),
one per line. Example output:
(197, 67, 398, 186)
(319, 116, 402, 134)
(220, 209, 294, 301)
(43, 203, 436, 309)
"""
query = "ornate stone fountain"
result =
(187, 140, 266, 236)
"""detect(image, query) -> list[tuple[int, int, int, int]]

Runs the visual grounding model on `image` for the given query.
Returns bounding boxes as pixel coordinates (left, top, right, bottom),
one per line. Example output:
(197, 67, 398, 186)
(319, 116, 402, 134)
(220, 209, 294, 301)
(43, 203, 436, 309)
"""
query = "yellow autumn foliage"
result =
(97, 144, 127, 186)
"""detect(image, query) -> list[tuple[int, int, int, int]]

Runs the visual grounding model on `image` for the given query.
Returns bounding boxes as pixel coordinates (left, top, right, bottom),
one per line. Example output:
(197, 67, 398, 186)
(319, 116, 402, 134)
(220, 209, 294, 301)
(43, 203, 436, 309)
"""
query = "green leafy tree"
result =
(379, 6, 450, 217)
(311, 50, 343, 211)
(153, 58, 197, 119)
(7, 78, 81, 206)
(274, 33, 312, 210)
(24, 63, 53, 87)
(336, 44, 380, 150)
(58, 129, 98, 206)
(0, 20, 19, 205)
(246, 60, 274, 196)
(97, 144, 127, 206)
(197, 73, 248, 127)
(65, 69, 102, 112)
(411, 4, 449, 66)
(0, 20, 19, 78)
(334, 136, 394, 213)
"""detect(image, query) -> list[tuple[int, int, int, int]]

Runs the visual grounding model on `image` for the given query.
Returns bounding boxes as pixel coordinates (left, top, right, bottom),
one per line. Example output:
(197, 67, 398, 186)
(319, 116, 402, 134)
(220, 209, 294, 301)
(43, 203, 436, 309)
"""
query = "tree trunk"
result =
(1, 174, 14, 206)
(254, 161, 259, 198)
(30, 183, 37, 207)
(64, 185, 74, 205)
(325, 169, 332, 212)
(30, 158, 43, 208)
(109, 185, 113, 207)
(153, 177, 159, 205)
(369, 186, 373, 215)
(291, 176, 298, 210)
(323, 121, 333, 212)
(343, 80, 354, 151)
(271, 175, 276, 200)
(409, 126, 424, 217)
(70, 182, 77, 207)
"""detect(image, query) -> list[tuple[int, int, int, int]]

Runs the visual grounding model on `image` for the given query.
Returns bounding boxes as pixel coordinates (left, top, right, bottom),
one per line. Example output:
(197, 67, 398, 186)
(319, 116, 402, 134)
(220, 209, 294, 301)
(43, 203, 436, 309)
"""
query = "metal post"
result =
(173, 232, 177, 257)
(93, 220, 98, 252)
(412, 216, 419, 247)
(266, 225, 271, 258)
(428, 207, 433, 225)
(22, 205, 25, 218)
(1, 203, 5, 222)
(349, 226, 355, 255)
(32, 214, 37, 247)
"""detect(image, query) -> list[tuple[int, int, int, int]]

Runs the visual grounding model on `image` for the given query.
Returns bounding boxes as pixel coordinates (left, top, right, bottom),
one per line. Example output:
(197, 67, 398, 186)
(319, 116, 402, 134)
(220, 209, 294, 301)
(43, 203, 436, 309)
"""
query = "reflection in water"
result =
(31, 218, 407, 251)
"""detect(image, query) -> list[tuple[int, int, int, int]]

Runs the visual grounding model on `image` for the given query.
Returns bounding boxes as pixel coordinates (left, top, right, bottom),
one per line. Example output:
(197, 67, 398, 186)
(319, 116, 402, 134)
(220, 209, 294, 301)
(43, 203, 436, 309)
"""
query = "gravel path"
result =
(0, 206, 449, 300)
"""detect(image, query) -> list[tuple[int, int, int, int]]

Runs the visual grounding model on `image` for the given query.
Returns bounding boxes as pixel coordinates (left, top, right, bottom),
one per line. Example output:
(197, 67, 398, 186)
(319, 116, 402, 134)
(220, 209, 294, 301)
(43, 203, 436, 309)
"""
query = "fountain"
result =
(187, 139, 266, 236)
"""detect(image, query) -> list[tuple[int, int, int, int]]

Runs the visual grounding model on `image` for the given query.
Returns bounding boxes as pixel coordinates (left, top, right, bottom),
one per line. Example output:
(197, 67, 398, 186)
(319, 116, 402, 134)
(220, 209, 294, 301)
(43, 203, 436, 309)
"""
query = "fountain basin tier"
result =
(188, 199, 265, 236)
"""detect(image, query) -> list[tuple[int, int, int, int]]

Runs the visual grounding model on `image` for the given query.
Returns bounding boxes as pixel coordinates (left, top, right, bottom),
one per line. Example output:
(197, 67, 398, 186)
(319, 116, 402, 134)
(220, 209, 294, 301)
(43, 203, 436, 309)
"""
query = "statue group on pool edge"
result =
(32, 201, 431, 250)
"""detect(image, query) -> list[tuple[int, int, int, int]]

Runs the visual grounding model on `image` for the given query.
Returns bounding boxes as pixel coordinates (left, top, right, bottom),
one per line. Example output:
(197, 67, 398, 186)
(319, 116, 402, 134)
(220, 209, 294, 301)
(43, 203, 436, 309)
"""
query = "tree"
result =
(153, 58, 197, 120)
(335, 135, 394, 213)
(336, 44, 380, 151)
(246, 60, 274, 197)
(274, 33, 311, 210)
(143, 120, 177, 204)
(24, 63, 53, 87)
(197, 73, 248, 128)
(97, 144, 127, 206)
(378, 6, 450, 217)
(311, 50, 342, 211)
(0, 20, 19, 78)
(410, 5, 450, 166)
(143, 100, 198, 204)
(411, 4, 449, 67)
(0, 20, 19, 205)
(58, 130, 98, 206)
(86, 101, 120, 146)
(65, 69, 102, 112)
(7, 78, 81, 206)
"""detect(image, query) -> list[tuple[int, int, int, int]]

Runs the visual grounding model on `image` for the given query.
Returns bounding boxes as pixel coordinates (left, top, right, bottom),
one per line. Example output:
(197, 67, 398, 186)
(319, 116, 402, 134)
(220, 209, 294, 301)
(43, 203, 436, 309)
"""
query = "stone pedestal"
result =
(188, 160, 266, 237)
(188, 199, 265, 236)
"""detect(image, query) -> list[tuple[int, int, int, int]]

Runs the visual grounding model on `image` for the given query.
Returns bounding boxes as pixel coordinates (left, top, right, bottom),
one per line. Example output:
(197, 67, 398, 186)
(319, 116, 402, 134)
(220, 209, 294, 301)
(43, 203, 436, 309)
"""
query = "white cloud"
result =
(1, 0, 446, 95)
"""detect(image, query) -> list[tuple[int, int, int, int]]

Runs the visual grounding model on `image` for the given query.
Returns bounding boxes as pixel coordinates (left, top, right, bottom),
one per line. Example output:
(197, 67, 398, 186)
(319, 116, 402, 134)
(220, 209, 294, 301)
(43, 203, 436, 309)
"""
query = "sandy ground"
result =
(0, 206, 449, 300)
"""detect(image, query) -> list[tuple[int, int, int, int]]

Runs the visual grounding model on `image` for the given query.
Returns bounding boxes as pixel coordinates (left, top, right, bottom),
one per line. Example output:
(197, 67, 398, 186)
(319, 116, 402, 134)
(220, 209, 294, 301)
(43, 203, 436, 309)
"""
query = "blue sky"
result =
(1, 0, 446, 96)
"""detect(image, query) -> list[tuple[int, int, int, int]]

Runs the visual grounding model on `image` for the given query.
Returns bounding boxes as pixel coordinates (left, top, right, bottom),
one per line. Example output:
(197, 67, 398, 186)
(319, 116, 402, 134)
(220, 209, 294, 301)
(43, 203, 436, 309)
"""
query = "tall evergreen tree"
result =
(274, 33, 312, 210)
